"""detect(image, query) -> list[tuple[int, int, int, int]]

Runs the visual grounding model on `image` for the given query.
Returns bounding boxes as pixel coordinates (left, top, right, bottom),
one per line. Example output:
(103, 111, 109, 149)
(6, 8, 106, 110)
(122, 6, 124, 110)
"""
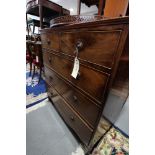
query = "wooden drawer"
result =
(41, 32, 59, 51)
(45, 67, 101, 127)
(45, 67, 67, 93)
(46, 82, 58, 99)
(43, 51, 109, 103)
(49, 86, 93, 145)
(60, 30, 121, 69)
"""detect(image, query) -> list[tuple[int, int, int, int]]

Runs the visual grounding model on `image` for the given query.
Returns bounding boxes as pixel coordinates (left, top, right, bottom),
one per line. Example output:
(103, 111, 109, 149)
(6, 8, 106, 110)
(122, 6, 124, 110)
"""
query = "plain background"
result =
(0, 0, 155, 155)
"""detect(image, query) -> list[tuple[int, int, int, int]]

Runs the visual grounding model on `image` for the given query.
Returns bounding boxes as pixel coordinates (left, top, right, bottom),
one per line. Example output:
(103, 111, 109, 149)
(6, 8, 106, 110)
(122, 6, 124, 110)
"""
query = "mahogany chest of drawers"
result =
(40, 17, 129, 151)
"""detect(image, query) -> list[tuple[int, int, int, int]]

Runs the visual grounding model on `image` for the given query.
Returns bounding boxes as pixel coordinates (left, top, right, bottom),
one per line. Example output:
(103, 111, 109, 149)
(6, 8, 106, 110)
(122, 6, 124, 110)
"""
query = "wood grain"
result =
(43, 51, 109, 103)
(45, 66, 101, 128)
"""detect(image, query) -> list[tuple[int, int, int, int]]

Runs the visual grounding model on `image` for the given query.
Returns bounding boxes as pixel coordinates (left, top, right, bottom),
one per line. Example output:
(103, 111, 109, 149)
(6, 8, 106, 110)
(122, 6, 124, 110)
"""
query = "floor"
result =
(26, 99, 81, 155)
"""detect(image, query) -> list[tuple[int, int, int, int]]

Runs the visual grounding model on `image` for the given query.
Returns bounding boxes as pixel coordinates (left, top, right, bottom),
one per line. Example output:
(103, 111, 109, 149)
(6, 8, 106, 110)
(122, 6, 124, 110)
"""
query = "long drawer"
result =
(47, 84, 93, 145)
(60, 30, 122, 69)
(45, 67, 101, 128)
(43, 51, 109, 103)
(41, 32, 60, 51)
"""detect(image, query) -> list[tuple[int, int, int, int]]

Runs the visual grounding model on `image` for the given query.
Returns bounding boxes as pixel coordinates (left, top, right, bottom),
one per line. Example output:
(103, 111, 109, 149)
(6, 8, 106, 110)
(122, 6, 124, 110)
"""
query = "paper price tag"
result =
(71, 57, 79, 79)
(36, 56, 39, 62)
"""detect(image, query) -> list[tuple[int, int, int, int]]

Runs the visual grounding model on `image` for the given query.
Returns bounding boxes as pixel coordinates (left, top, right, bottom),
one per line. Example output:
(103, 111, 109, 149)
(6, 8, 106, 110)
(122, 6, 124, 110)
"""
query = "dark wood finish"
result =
(39, 4, 43, 29)
(40, 17, 129, 150)
(41, 32, 60, 51)
(43, 51, 109, 103)
(27, 40, 43, 83)
(26, 0, 70, 30)
(77, 0, 81, 15)
(45, 67, 101, 128)
(26, 0, 69, 17)
(63, 8, 70, 16)
(60, 30, 122, 69)
(98, 0, 106, 15)
(27, 19, 49, 29)
(47, 84, 93, 145)
(26, 41, 33, 75)
(50, 15, 105, 27)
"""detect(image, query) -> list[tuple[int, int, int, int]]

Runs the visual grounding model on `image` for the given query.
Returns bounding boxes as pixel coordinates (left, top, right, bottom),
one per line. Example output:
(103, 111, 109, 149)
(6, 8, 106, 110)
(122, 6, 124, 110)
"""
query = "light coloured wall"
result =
(49, 0, 98, 15)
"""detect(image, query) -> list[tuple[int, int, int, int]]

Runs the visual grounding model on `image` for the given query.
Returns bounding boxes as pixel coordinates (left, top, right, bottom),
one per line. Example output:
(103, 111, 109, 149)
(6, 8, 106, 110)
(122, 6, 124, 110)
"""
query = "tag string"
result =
(75, 47, 79, 58)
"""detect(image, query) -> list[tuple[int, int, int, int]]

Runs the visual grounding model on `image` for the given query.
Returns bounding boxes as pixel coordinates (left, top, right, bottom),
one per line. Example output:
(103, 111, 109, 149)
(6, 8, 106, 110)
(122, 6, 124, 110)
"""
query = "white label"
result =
(36, 56, 39, 62)
(71, 57, 79, 79)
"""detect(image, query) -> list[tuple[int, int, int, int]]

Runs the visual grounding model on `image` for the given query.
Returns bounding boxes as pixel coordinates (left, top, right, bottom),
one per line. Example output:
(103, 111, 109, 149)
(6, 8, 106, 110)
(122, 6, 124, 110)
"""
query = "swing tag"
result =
(36, 56, 39, 62)
(71, 57, 79, 79)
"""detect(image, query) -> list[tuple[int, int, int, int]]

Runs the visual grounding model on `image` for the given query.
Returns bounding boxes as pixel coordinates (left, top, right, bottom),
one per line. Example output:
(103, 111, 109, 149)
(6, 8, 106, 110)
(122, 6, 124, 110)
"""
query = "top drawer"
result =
(41, 32, 59, 51)
(60, 30, 122, 69)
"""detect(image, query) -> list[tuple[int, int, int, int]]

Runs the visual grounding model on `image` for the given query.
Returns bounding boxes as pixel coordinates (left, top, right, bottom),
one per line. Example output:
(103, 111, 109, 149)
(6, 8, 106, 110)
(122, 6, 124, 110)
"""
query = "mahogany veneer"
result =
(40, 16, 129, 151)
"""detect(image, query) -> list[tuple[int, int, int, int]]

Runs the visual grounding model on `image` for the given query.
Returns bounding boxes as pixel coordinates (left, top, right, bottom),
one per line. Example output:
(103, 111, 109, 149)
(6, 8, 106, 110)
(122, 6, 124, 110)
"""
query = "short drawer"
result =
(60, 30, 121, 69)
(44, 67, 101, 127)
(51, 88, 93, 145)
(43, 51, 109, 103)
(41, 32, 59, 51)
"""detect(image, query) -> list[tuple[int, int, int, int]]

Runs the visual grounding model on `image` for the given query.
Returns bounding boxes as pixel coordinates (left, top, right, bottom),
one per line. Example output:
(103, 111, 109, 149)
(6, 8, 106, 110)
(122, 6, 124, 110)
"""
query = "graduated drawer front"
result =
(60, 30, 122, 69)
(41, 32, 59, 51)
(43, 51, 109, 103)
(47, 85, 93, 145)
(45, 67, 100, 127)
(46, 83, 58, 98)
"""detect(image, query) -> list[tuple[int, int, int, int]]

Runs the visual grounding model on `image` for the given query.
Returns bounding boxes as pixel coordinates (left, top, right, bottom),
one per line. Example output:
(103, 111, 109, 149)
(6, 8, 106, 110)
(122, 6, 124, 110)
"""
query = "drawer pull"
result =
(73, 95, 78, 102)
(74, 40, 84, 57)
(70, 116, 75, 121)
(76, 40, 83, 50)
(76, 72, 80, 79)
(47, 40, 51, 45)
(50, 91, 53, 96)
(49, 76, 53, 81)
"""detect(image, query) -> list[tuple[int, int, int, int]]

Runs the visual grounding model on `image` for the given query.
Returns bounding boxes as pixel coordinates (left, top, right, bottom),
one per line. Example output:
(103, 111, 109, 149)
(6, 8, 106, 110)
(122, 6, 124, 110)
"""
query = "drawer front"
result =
(41, 32, 59, 51)
(49, 86, 93, 145)
(46, 83, 58, 99)
(60, 30, 121, 69)
(45, 67, 100, 127)
(43, 51, 109, 103)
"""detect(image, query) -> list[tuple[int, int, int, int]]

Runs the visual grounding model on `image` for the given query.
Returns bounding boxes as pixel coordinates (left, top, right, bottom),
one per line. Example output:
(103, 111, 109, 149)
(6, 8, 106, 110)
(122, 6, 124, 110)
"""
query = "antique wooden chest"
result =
(40, 16, 129, 151)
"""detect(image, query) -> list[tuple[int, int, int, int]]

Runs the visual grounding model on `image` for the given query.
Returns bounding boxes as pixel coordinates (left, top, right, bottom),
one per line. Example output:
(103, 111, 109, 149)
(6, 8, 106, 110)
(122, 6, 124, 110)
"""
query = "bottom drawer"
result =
(47, 85, 93, 145)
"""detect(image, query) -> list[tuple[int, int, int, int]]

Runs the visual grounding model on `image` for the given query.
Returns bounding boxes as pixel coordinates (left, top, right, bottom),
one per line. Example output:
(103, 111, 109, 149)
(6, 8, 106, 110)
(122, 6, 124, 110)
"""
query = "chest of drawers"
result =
(40, 16, 129, 151)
